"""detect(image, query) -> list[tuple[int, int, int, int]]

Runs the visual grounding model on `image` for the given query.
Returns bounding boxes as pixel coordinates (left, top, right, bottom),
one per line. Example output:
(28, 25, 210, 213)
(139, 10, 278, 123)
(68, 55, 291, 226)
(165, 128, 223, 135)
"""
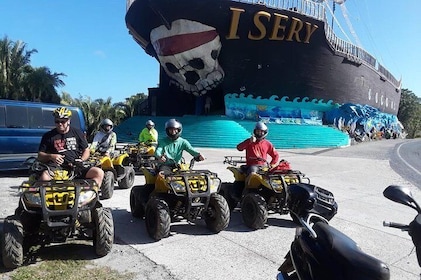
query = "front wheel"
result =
(93, 207, 114, 256)
(204, 193, 230, 233)
(241, 193, 268, 230)
(130, 185, 151, 218)
(118, 166, 135, 189)
(145, 198, 171, 241)
(101, 171, 115, 199)
(219, 183, 238, 211)
(1, 215, 24, 269)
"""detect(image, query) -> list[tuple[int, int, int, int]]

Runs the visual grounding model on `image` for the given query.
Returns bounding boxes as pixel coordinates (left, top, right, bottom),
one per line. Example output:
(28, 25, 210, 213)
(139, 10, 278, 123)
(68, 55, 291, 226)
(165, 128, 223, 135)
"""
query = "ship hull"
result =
(126, 0, 401, 115)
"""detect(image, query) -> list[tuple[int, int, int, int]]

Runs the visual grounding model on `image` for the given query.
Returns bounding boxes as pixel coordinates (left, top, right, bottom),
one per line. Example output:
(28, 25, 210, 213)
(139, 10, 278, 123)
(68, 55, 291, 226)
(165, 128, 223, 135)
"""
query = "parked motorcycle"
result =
(277, 183, 390, 280)
(383, 185, 421, 267)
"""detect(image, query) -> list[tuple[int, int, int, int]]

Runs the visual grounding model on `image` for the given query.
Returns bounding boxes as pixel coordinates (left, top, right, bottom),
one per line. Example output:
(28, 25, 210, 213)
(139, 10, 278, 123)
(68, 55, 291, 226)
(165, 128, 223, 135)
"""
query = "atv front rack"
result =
(223, 156, 246, 166)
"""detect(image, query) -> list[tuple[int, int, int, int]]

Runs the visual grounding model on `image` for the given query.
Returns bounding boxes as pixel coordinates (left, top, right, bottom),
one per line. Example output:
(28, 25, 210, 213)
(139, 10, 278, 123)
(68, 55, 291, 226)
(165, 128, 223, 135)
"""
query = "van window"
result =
(0, 106, 5, 127)
(6, 106, 28, 128)
(0, 105, 82, 130)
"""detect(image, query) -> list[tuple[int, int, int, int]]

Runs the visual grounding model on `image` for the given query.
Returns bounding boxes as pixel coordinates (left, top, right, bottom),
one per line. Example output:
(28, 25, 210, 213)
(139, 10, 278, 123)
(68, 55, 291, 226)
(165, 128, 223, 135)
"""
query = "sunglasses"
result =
(55, 119, 68, 124)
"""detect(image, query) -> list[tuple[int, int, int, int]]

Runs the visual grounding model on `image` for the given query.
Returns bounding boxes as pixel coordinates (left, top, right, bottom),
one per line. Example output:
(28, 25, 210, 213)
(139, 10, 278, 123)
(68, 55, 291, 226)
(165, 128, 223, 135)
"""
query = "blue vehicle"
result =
(0, 99, 86, 171)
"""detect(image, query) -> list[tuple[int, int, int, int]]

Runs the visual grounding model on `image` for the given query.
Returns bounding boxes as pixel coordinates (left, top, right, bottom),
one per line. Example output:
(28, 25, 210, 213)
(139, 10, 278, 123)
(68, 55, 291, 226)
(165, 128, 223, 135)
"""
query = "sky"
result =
(1, 0, 420, 104)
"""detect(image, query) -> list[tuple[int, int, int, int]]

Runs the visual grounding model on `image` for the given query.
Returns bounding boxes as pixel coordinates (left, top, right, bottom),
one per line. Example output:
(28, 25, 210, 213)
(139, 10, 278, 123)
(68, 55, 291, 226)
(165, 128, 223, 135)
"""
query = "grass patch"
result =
(8, 259, 135, 280)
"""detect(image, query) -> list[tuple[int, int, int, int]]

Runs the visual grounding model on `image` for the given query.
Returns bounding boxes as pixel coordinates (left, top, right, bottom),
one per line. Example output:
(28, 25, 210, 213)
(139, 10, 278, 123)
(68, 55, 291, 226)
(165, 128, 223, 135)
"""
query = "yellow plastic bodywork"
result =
(227, 166, 246, 182)
(141, 165, 217, 194)
(128, 143, 156, 156)
(19, 169, 99, 210)
(44, 186, 76, 210)
(112, 153, 129, 166)
(227, 165, 301, 192)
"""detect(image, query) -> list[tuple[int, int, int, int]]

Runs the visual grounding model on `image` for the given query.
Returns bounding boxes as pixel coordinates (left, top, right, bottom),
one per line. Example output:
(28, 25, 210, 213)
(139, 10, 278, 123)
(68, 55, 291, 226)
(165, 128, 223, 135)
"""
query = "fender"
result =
(112, 153, 129, 166)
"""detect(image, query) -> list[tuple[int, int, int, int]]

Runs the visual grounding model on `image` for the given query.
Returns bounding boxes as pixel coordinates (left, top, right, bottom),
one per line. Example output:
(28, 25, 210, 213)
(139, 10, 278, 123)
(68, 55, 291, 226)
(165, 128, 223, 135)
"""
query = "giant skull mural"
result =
(150, 19, 225, 96)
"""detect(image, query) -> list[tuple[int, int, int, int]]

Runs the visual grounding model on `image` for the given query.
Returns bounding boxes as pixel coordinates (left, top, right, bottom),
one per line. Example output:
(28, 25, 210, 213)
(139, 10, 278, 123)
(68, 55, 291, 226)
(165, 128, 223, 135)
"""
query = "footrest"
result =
(191, 202, 205, 207)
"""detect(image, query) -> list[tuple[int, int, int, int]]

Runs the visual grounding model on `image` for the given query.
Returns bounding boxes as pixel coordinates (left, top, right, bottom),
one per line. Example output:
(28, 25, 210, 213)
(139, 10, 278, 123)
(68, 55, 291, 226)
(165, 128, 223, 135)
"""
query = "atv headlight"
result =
(170, 181, 186, 192)
(270, 179, 284, 191)
(210, 178, 221, 193)
(78, 190, 97, 207)
(23, 193, 41, 206)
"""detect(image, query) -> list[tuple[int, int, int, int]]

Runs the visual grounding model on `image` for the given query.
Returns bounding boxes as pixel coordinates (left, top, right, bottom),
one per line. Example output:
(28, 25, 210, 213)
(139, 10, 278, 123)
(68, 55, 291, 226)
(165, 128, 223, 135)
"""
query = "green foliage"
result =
(8, 259, 135, 280)
(397, 88, 421, 138)
(0, 36, 63, 102)
(60, 93, 146, 142)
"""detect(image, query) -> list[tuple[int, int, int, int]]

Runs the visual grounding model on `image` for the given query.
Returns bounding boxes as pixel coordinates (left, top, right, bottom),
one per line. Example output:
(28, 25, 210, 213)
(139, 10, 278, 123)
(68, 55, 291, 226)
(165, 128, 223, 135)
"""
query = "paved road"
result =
(1, 138, 420, 279)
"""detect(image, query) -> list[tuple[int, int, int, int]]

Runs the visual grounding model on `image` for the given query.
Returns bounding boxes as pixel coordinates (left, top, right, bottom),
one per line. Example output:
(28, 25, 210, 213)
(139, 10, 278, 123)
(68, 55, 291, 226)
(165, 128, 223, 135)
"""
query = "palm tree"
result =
(114, 93, 148, 119)
(0, 36, 37, 99)
(23, 66, 65, 103)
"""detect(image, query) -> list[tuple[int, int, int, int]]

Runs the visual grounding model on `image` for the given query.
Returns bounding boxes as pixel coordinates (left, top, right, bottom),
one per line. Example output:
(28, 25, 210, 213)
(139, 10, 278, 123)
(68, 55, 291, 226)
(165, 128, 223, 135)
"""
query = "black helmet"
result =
(165, 118, 182, 140)
(100, 118, 113, 133)
(253, 121, 268, 140)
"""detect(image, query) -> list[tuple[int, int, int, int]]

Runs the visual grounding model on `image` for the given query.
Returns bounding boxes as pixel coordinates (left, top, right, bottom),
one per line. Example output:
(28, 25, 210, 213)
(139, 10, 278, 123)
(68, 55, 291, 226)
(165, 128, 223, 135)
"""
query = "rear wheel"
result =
(241, 193, 268, 230)
(205, 193, 230, 233)
(118, 166, 135, 189)
(1, 215, 24, 269)
(93, 207, 114, 256)
(101, 171, 115, 199)
(145, 198, 170, 241)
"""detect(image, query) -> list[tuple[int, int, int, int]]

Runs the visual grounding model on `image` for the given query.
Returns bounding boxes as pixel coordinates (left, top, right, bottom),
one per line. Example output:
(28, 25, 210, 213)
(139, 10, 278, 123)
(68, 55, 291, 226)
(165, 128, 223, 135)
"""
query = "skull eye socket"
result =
(188, 58, 204, 70)
(165, 63, 179, 74)
(211, 49, 219, 60)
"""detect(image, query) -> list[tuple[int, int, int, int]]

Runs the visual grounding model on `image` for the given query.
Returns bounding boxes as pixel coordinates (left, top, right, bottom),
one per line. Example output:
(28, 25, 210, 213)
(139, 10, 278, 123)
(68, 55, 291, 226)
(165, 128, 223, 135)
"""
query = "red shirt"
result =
(237, 138, 279, 166)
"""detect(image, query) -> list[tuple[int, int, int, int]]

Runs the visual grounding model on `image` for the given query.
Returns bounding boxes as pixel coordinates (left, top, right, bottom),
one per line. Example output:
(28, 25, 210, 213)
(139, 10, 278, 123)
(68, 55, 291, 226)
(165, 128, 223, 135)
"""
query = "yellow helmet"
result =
(53, 107, 72, 119)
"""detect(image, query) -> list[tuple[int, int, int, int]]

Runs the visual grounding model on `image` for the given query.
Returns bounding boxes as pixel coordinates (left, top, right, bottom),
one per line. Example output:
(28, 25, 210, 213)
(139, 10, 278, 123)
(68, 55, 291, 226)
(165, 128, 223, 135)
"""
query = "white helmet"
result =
(145, 120, 155, 127)
(253, 121, 268, 140)
(100, 118, 113, 133)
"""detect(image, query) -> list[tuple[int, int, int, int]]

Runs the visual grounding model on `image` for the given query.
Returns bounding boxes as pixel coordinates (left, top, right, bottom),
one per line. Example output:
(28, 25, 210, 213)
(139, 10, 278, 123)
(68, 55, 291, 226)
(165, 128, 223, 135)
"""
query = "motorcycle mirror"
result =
(383, 185, 421, 213)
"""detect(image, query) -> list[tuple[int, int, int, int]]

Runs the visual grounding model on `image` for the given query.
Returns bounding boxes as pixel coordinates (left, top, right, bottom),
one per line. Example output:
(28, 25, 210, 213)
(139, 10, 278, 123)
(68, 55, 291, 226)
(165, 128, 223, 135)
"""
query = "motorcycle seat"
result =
(314, 221, 390, 280)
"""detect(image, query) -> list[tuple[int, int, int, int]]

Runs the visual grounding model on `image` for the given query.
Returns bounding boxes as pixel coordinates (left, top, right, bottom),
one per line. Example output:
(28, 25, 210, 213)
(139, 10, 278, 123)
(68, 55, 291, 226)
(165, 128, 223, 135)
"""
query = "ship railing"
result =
(233, 0, 325, 21)
(126, 0, 135, 11)
(234, 0, 399, 88)
(325, 23, 400, 88)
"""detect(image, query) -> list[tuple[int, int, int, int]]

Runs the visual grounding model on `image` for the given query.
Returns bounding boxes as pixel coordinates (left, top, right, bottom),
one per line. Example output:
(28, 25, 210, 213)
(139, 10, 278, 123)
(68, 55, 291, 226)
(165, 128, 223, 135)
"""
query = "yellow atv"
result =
(1, 159, 114, 269)
(130, 157, 230, 241)
(220, 156, 336, 230)
(89, 151, 136, 199)
(123, 142, 156, 171)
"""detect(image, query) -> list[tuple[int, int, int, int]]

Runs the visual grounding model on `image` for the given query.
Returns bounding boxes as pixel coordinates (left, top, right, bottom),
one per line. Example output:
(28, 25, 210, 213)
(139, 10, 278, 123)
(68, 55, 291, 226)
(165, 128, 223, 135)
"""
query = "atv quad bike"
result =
(1, 159, 114, 269)
(123, 142, 156, 171)
(89, 151, 135, 199)
(220, 156, 337, 230)
(130, 157, 230, 241)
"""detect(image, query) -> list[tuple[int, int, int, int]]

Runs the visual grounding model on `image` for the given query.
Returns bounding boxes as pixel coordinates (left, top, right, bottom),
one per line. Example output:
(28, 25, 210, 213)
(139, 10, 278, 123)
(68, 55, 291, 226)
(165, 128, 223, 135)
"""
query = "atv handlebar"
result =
(383, 221, 410, 231)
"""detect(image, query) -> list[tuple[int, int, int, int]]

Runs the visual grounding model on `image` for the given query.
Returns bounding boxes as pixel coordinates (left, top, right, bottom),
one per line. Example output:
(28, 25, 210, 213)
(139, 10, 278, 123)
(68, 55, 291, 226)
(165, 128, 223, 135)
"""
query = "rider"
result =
(155, 118, 204, 175)
(37, 107, 104, 186)
(237, 121, 279, 175)
(90, 118, 117, 156)
(138, 119, 158, 147)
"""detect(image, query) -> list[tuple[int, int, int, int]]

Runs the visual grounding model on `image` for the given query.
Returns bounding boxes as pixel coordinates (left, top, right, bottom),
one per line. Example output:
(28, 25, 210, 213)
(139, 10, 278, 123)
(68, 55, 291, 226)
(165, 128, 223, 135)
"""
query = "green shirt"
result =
(138, 127, 158, 144)
(155, 137, 200, 165)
